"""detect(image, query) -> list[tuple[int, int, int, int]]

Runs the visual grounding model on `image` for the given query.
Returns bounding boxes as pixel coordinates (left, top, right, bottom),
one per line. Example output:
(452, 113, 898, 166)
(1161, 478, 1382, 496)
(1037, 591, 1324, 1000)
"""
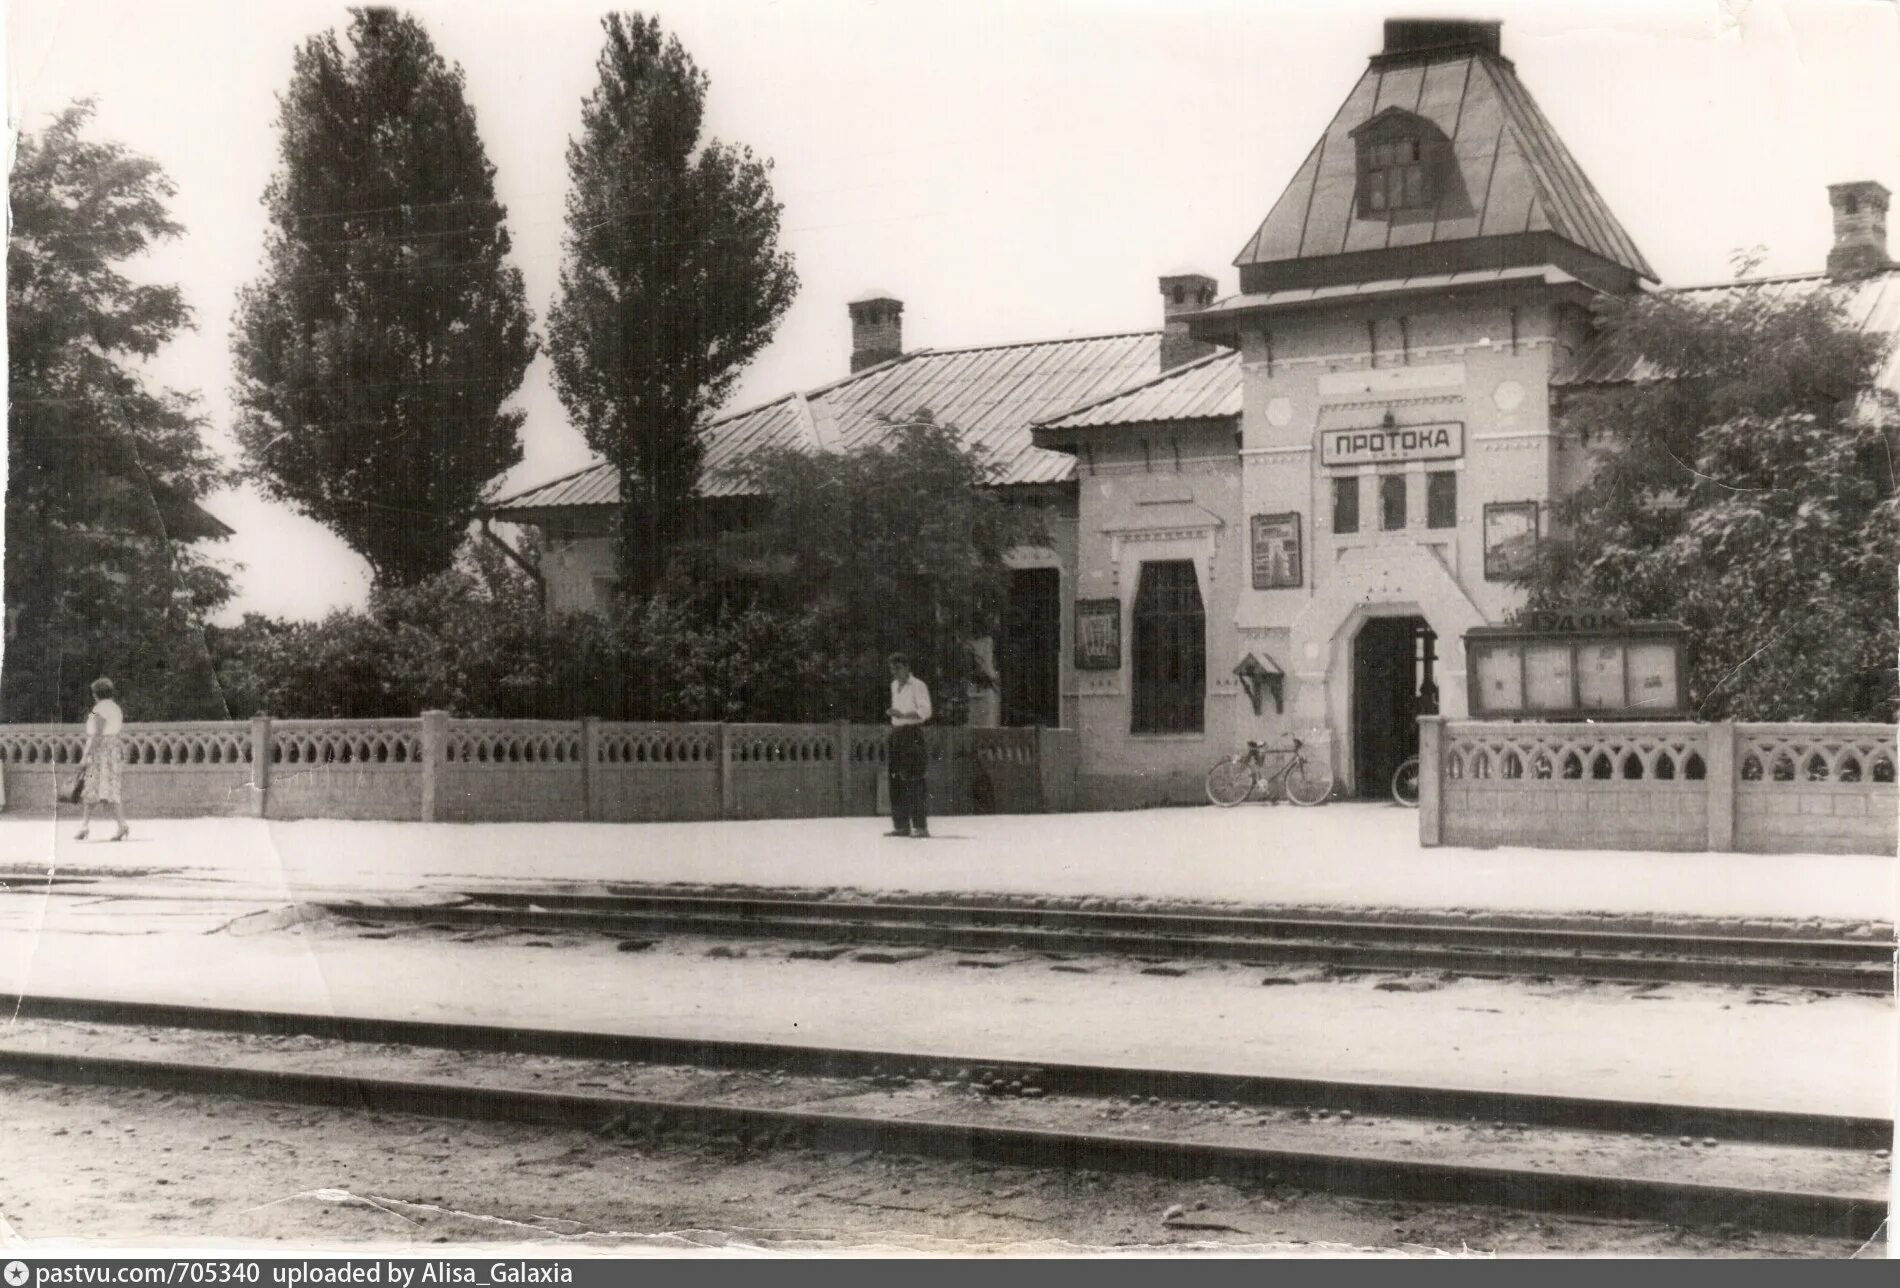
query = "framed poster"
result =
(1483, 501, 1539, 581)
(1463, 623, 1689, 719)
(1250, 512, 1302, 590)
(1472, 641, 1524, 714)
(1074, 598, 1122, 670)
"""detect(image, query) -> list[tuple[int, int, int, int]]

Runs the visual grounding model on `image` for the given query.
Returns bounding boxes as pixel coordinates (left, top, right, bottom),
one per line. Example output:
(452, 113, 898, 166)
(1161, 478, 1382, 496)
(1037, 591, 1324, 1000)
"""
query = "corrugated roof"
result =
(1552, 270, 1900, 397)
(1035, 348, 1241, 433)
(488, 331, 1167, 514)
(1234, 51, 1654, 283)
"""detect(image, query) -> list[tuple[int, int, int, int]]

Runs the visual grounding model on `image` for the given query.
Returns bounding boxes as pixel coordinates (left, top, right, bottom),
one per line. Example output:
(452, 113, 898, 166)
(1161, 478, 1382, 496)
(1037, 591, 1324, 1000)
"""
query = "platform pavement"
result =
(0, 805, 1892, 928)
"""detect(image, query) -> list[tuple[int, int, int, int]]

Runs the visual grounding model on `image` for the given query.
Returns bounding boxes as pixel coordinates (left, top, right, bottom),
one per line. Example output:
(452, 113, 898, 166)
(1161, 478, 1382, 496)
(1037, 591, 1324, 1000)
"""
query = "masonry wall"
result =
(1421, 718, 1897, 856)
(0, 717, 1072, 824)
(1069, 422, 1247, 809)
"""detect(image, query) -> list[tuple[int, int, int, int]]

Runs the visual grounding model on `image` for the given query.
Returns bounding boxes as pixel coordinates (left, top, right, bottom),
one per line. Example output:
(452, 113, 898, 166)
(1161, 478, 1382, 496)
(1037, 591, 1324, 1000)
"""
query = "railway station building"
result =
(487, 18, 1899, 809)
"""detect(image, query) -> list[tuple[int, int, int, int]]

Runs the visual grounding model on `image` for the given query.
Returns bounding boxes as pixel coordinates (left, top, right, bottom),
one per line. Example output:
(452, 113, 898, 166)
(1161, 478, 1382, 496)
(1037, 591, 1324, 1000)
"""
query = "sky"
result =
(7, 0, 1899, 624)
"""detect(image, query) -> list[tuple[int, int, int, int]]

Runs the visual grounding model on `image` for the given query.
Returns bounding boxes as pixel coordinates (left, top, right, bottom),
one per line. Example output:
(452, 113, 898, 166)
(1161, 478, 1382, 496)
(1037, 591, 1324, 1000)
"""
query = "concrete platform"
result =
(0, 807, 1893, 927)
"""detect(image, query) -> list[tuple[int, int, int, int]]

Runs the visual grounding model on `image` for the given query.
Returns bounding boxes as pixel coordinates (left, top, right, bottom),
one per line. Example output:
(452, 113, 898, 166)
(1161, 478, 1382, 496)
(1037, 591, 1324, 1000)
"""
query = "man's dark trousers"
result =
(889, 725, 929, 834)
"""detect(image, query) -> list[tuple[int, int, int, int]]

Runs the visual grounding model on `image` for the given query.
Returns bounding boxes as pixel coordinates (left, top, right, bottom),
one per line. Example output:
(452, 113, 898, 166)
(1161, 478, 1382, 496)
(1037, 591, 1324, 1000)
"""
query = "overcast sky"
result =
(8, 0, 1898, 623)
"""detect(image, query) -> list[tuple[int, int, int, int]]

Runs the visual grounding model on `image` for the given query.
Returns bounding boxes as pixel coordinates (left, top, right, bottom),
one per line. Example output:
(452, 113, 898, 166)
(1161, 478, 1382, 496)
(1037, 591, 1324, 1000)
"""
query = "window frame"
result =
(1360, 134, 1430, 216)
(1332, 475, 1361, 536)
(1130, 560, 1207, 736)
(1426, 471, 1457, 530)
(1380, 472, 1408, 532)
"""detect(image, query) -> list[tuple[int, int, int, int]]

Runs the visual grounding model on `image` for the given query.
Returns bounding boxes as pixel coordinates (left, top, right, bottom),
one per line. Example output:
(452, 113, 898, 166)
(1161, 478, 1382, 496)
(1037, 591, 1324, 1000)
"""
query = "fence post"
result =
(717, 723, 736, 820)
(1036, 727, 1076, 813)
(1418, 716, 1444, 847)
(1706, 721, 1736, 852)
(836, 721, 852, 816)
(580, 717, 600, 822)
(249, 716, 271, 818)
(420, 710, 447, 823)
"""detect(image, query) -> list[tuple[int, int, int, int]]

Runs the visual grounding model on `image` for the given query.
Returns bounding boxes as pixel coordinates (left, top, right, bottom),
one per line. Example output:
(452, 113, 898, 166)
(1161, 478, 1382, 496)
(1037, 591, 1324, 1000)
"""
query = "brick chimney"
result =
(1826, 182, 1892, 281)
(1374, 18, 1504, 66)
(1159, 272, 1217, 371)
(848, 293, 903, 373)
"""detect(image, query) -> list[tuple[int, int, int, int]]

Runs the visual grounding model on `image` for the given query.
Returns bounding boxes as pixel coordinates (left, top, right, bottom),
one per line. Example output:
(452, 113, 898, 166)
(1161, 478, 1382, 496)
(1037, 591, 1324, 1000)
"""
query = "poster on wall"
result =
(1483, 501, 1539, 581)
(1074, 599, 1121, 670)
(1250, 513, 1302, 589)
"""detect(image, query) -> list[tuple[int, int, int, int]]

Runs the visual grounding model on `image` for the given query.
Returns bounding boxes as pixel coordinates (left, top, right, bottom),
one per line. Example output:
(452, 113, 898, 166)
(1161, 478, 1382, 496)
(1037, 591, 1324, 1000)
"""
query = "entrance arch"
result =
(1286, 545, 1486, 794)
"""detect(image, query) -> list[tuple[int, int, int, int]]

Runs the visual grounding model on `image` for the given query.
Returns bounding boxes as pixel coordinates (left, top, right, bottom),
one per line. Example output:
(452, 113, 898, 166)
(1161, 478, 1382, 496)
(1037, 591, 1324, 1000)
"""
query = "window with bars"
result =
(1381, 474, 1408, 531)
(1131, 561, 1205, 735)
(1427, 471, 1457, 529)
(1332, 476, 1360, 535)
(1361, 137, 1429, 214)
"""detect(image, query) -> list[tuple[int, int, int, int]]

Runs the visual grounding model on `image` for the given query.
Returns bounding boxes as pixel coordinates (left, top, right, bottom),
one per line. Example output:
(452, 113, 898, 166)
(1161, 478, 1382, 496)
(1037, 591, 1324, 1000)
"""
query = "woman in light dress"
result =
(75, 677, 129, 841)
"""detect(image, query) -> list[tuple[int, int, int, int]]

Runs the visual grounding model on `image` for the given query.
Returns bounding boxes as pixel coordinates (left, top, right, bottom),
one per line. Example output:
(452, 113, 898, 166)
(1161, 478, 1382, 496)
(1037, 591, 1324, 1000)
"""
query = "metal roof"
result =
(1234, 51, 1655, 283)
(1551, 270, 1900, 397)
(1035, 348, 1241, 435)
(488, 331, 1167, 514)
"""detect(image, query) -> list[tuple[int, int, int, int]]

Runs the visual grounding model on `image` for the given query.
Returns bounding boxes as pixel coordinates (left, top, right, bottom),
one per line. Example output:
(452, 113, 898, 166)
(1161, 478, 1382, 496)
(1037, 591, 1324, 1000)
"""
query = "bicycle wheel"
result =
(1283, 758, 1334, 806)
(1391, 756, 1421, 808)
(1204, 757, 1257, 807)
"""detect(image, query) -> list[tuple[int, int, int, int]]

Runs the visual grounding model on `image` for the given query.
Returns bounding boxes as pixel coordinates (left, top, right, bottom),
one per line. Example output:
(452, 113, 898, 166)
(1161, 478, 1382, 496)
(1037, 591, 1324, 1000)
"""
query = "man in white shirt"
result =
(885, 652, 932, 838)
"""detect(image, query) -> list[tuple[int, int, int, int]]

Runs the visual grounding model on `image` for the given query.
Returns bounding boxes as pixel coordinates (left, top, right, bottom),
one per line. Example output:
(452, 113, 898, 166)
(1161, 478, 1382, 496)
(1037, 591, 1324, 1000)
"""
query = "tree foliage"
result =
(717, 416, 1048, 725)
(548, 12, 797, 593)
(5, 101, 234, 721)
(1529, 287, 1899, 721)
(232, 7, 536, 588)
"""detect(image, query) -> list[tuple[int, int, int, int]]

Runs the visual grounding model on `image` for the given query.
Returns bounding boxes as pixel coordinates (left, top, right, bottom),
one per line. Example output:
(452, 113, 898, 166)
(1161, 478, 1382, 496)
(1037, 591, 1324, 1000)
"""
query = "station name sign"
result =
(1319, 421, 1464, 467)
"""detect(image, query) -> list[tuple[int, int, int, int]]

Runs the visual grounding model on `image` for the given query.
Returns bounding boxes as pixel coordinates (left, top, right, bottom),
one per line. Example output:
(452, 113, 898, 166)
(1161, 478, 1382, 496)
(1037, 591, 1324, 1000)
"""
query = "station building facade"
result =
(488, 18, 1899, 810)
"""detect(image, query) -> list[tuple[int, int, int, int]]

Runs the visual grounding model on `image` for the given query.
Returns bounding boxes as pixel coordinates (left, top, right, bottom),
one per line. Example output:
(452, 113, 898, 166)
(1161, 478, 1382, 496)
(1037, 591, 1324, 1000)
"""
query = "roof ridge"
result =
(1033, 347, 1235, 427)
(914, 327, 1161, 358)
(1665, 269, 1866, 292)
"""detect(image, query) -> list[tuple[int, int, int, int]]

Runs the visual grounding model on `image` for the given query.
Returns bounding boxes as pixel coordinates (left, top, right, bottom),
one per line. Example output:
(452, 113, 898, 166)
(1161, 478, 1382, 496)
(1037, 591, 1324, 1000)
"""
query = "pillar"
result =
(1418, 716, 1444, 847)
(836, 721, 853, 816)
(717, 723, 736, 820)
(249, 716, 271, 818)
(581, 717, 600, 822)
(420, 710, 448, 823)
(1706, 721, 1736, 853)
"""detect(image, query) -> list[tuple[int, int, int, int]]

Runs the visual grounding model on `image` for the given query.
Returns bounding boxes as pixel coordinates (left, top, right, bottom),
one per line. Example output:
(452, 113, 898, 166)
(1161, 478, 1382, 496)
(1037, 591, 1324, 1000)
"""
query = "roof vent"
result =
(1376, 19, 1503, 65)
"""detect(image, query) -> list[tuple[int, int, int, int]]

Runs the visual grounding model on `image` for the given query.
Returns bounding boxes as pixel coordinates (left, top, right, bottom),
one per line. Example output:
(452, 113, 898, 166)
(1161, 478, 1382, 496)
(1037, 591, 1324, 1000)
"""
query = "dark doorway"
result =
(998, 567, 1062, 728)
(1351, 616, 1436, 797)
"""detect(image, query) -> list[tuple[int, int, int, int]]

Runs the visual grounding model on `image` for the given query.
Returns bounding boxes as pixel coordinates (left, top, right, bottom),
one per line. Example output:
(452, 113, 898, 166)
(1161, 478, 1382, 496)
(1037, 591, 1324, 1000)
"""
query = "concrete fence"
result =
(0, 715, 1079, 824)
(1419, 718, 1898, 856)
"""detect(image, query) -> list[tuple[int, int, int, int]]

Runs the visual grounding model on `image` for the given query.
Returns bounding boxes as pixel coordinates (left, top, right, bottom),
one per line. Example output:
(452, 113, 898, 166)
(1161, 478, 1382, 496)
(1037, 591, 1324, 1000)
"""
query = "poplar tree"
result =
(5, 102, 233, 720)
(233, 7, 536, 587)
(548, 12, 798, 594)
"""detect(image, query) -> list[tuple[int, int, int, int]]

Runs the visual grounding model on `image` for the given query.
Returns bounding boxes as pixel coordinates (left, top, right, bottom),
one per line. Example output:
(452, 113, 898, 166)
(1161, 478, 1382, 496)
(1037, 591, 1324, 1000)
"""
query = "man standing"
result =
(885, 652, 932, 838)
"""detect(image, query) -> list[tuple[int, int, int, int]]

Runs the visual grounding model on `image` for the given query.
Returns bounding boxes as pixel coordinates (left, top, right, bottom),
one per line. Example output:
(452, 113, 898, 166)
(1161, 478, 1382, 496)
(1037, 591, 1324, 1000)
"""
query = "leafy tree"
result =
(5, 102, 234, 722)
(548, 12, 798, 594)
(232, 7, 536, 588)
(1529, 287, 1899, 721)
(717, 416, 1047, 724)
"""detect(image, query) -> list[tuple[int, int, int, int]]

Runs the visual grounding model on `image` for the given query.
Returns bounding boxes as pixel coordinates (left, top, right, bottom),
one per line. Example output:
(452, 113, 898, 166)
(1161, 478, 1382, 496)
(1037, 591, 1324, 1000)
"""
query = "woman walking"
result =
(75, 678, 128, 841)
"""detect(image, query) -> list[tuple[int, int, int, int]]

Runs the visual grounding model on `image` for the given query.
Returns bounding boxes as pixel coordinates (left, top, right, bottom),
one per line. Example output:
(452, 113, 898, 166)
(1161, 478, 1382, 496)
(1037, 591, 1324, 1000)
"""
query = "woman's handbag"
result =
(64, 767, 86, 805)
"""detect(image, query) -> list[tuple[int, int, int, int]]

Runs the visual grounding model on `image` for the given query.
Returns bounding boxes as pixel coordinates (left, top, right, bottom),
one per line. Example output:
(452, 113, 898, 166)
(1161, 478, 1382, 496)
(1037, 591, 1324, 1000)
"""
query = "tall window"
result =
(1364, 137, 1427, 213)
(1332, 476, 1360, 535)
(1427, 471, 1457, 529)
(1381, 474, 1407, 531)
(1131, 561, 1205, 735)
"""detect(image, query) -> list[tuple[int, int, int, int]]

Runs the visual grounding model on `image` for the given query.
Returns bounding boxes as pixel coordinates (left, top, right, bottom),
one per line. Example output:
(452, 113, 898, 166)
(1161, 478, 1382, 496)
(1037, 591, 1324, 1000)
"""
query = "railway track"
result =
(319, 890, 1897, 995)
(1, 994, 1887, 1240)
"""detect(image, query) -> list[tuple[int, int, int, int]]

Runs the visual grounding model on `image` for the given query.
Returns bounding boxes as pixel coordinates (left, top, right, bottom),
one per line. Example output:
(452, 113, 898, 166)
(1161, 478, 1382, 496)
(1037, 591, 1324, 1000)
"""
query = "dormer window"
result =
(1351, 108, 1447, 218)
(1364, 137, 1427, 213)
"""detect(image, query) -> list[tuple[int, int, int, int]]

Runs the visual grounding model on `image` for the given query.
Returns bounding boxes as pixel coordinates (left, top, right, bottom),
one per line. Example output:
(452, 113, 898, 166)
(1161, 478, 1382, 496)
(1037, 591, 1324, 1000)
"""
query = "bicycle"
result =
(1204, 737, 1334, 807)
(1391, 754, 1421, 808)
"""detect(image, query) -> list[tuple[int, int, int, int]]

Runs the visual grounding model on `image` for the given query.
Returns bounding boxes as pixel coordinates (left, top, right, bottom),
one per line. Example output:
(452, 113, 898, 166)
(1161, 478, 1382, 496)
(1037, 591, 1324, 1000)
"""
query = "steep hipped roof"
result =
(1234, 47, 1654, 287)
(488, 331, 1165, 517)
(1033, 348, 1241, 440)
